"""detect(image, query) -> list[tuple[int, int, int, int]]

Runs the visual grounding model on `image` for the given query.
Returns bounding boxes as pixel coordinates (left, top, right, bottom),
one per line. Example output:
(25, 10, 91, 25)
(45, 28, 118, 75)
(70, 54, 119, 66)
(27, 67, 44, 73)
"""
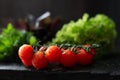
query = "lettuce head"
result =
(52, 13, 117, 57)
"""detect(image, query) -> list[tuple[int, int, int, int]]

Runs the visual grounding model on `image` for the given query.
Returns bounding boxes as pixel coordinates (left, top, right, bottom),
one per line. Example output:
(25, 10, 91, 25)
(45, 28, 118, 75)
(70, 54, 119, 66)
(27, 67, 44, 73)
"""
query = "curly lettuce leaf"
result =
(52, 13, 117, 57)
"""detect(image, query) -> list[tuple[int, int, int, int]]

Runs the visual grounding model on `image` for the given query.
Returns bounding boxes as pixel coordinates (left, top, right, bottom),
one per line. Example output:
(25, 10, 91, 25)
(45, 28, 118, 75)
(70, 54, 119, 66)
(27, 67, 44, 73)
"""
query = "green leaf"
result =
(29, 36, 37, 45)
(0, 23, 37, 61)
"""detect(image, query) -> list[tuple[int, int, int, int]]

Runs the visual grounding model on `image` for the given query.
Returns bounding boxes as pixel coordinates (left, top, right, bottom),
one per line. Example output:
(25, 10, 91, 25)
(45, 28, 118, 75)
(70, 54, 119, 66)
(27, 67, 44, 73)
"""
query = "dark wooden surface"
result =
(0, 53, 120, 80)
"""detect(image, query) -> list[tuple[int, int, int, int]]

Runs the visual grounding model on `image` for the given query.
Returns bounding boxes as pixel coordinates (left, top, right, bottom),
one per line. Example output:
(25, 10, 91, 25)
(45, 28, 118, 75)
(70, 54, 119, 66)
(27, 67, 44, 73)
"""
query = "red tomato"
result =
(18, 44, 33, 60)
(32, 51, 48, 69)
(18, 44, 33, 67)
(45, 45, 62, 63)
(76, 48, 95, 65)
(60, 49, 77, 67)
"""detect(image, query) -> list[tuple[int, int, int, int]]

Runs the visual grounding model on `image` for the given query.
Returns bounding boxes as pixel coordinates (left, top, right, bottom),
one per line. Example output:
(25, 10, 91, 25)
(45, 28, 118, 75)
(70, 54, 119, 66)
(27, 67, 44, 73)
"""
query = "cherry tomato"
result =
(18, 44, 33, 60)
(45, 45, 62, 63)
(60, 49, 77, 67)
(18, 44, 33, 67)
(76, 48, 95, 65)
(32, 51, 48, 69)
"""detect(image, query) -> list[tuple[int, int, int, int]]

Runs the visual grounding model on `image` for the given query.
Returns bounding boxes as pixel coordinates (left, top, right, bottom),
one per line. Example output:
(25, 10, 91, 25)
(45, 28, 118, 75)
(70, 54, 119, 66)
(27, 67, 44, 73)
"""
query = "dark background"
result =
(0, 0, 119, 52)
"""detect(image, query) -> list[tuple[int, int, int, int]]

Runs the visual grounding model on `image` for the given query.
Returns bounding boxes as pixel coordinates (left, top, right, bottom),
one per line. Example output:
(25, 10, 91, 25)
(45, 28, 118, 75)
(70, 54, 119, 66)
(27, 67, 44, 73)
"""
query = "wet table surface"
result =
(0, 52, 120, 80)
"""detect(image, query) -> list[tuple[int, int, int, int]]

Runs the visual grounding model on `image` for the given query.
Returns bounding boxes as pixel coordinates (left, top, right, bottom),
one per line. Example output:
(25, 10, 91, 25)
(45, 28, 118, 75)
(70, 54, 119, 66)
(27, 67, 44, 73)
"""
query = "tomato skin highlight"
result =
(18, 44, 33, 60)
(32, 51, 48, 69)
(76, 49, 95, 65)
(39, 46, 47, 52)
(60, 49, 77, 67)
(45, 46, 62, 63)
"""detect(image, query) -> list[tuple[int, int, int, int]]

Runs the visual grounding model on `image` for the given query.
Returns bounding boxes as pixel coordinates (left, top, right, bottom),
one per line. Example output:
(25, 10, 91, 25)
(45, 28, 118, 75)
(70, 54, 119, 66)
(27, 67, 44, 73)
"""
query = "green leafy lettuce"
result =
(52, 13, 117, 57)
(0, 23, 37, 61)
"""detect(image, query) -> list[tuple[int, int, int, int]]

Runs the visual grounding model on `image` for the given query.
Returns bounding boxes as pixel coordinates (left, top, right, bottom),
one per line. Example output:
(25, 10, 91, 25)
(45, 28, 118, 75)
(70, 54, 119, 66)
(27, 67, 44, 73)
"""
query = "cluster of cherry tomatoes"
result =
(18, 44, 98, 69)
